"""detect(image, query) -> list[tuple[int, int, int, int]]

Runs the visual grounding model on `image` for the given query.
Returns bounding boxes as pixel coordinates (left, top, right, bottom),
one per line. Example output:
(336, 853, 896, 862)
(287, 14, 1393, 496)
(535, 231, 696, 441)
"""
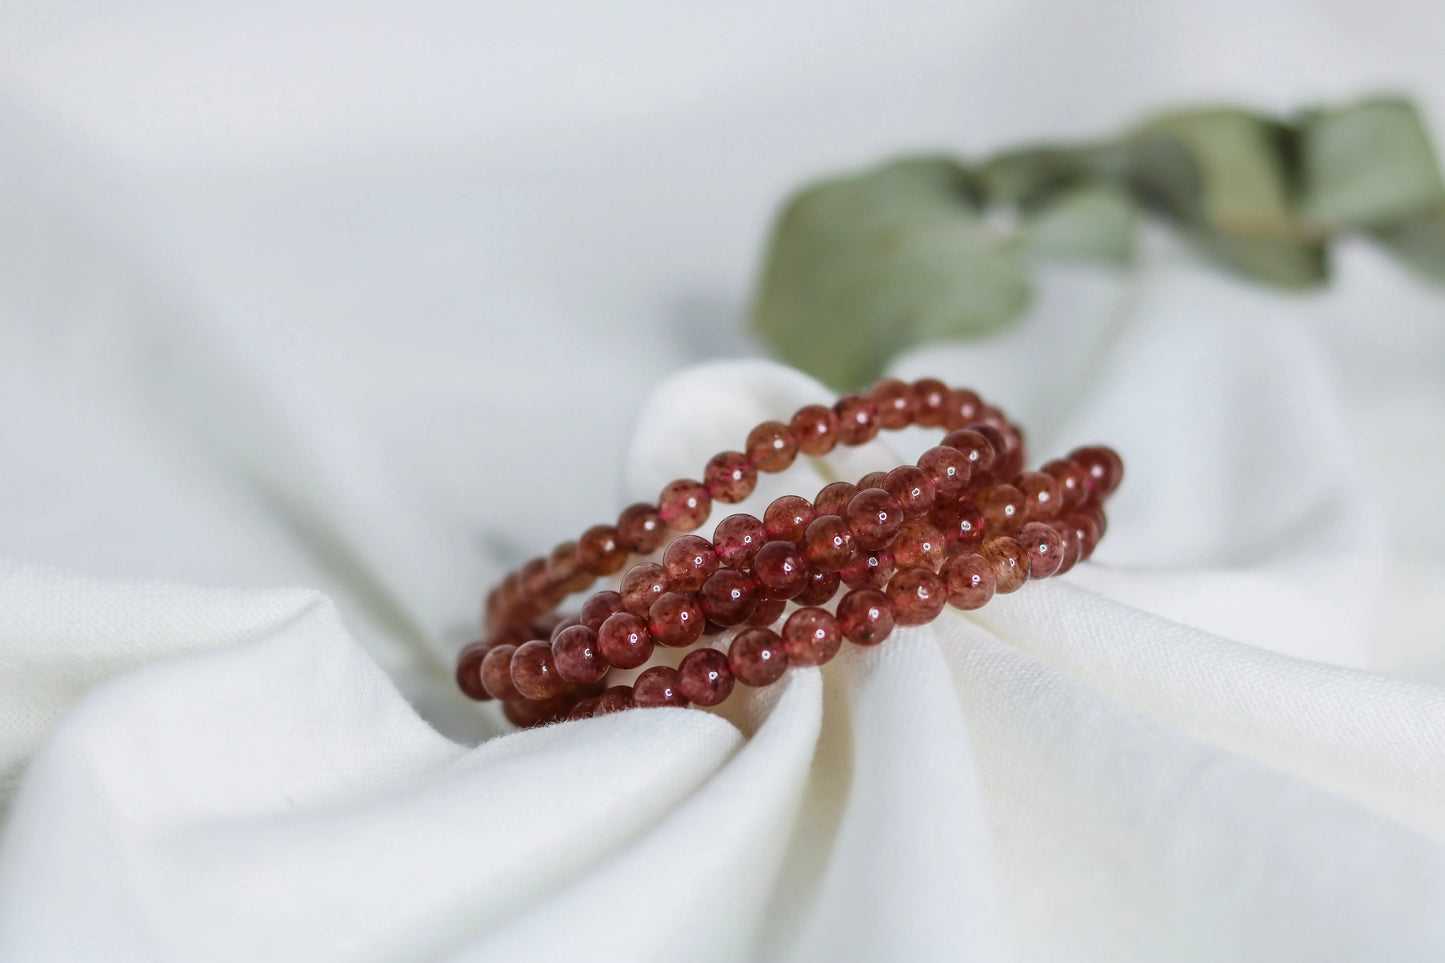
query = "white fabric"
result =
(4, 3, 1445, 961)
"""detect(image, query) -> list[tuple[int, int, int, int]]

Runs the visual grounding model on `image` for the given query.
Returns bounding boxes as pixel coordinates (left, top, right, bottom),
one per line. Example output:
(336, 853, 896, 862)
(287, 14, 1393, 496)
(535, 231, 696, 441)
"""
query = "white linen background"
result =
(2, 1, 1445, 960)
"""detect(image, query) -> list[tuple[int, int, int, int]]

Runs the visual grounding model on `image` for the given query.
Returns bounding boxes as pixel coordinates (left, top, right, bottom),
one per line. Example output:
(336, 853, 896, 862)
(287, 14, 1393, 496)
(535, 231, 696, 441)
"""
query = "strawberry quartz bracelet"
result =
(456, 378, 1122, 727)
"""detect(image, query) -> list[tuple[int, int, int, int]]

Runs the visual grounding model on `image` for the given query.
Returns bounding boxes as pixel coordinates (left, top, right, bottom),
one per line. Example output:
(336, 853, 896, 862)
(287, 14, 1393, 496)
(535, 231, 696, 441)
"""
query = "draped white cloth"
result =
(3, 3, 1445, 961)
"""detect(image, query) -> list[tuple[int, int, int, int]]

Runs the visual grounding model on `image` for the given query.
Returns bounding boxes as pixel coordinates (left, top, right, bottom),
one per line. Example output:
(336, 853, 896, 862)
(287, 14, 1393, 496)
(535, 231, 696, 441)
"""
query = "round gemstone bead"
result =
(455, 642, 492, 701)
(617, 502, 668, 553)
(510, 639, 570, 701)
(943, 388, 984, 430)
(802, 514, 853, 572)
(764, 494, 816, 543)
(891, 519, 946, 570)
(579, 590, 625, 631)
(882, 465, 936, 518)
(577, 524, 628, 576)
(1017, 521, 1065, 579)
(551, 624, 608, 686)
(978, 483, 1027, 534)
(548, 616, 583, 642)
(846, 488, 906, 551)
(886, 566, 947, 625)
(547, 541, 592, 594)
(753, 541, 810, 599)
(480, 644, 522, 701)
(1051, 519, 1082, 574)
(1071, 445, 1124, 497)
(648, 592, 706, 648)
(911, 378, 950, 427)
(941, 428, 996, 480)
(747, 596, 788, 627)
(677, 648, 735, 706)
(567, 697, 599, 721)
(1042, 458, 1090, 510)
(982, 536, 1031, 594)
(519, 556, 551, 603)
(795, 569, 842, 606)
(834, 393, 880, 445)
(505, 694, 572, 728)
(858, 471, 888, 490)
(597, 612, 653, 669)
(662, 535, 719, 591)
(633, 666, 689, 708)
(1000, 424, 1027, 479)
(917, 445, 972, 502)
(658, 479, 712, 531)
(838, 589, 895, 646)
(940, 553, 995, 609)
(782, 606, 843, 666)
(698, 568, 759, 625)
(746, 420, 799, 472)
(840, 549, 894, 591)
(704, 450, 758, 504)
(595, 685, 636, 716)
(713, 513, 766, 570)
(729, 628, 788, 686)
(869, 378, 915, 429)
(790, 404, 839, 455)
(1017, 471, 1062, 521)
(620, 562, 671, 617)
(969, 425, 1010, 480)
(1064, 510, 1102, 559)
(814, 481, 861, 517)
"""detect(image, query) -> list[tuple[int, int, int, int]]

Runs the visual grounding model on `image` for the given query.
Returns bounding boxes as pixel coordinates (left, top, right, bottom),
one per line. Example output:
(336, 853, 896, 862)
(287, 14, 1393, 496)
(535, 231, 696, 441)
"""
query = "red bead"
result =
(1017, 521, 1065, 579)
(882, 465, 935, 519)
(802, 514, 853, 572)
(838, 589, 895, 646)
(677, 648, 735, 706)
(857, 471, 888, 490)
(746, 420, 800, 473)
(782, 606, 843, 666)
(941, 428, 996, 480)
(548, 617, 582, 642)
(620, 562, 671, 617)
(579, 590, 625, 631)
(834, 393, 880, 445)
(790, 404, 839, 456)
(814, 481, 861, 517)
(943, 388, 984, 430)
(617, 502, 668, 553)
(982, 536, 1031, 594)
(597, 612, 653, 669)
(1017, 471, 1062, 521)
(698, 568, 759, 625)
(456, 643, 492, 701)
(729, 628, 788, 686)
(1064, 510, 1102, 559)
(713, 513, 766, 570)
(911, 378, 950, 427)
(634, 666, 689, 708)
(747, 596, 788, 627)
(795, 568, 842, 606)
(1071, 445, 1124, 498)
(840, 549, 895, 591)
(551, 624, 608, 686)
(1042, 458, 1089, 510)
(886, 566, 946, 625)
(519, 556, 551, 603)
(969, 425, 1010, 481)
(567, 697, 599, 721)
(753, 541, 810, 600)
(704, 450, 758, 504)
(658, 479, 712, 531)
(1051, 519, 1082, 574)
(648, 592, 706, 648)
(481, 644, 522, 700)
(891, 519, 946, 570)
(595, 685, 636, 716)
(511, 639, 570, 701)
(941, 553, 995, 609)
(846, 488, 905, 551)
(663, 534, 719, 591)
(917, 445, 972, 502)
(1000, 423, 1027, 479)
(869, 378, 915, 430)
(547, 541, 592, 594)
(978, 484, 1027, 534)
(505, 694, 573, 728)
(577, 524, 628, 575)
(764, 494, 816, 543)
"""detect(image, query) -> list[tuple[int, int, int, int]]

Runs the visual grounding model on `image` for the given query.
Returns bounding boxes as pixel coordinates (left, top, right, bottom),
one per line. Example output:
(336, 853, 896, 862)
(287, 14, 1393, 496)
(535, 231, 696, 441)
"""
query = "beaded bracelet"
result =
(457, 378, 1122, 727)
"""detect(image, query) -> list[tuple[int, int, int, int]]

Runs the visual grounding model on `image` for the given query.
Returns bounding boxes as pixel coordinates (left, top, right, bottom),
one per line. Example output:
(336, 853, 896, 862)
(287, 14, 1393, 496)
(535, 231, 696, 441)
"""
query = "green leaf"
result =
(1018, 184, 1138, 263)
(1299, 98, 1445, 229)
(1373, 210, 1445, 282)
(1190, 232, 1328, 287)
(975, 145, 1108, 206)
(752, 156, 1030, 390)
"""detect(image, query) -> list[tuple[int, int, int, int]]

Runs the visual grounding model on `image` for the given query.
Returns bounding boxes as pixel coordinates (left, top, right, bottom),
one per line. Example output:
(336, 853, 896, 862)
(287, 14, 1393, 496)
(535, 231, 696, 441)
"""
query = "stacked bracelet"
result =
(457, 378, 1122, 727)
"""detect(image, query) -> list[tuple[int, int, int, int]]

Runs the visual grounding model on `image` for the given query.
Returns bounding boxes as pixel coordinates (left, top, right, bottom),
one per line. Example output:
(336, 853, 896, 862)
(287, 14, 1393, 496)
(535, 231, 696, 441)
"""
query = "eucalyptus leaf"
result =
(1018, 184, 1138, 263)
(976, 145, 1108, 207)
(1190, 232, 1328, 287)
(752, 156, 1028, 389)
(1299, 98, 1445, 229)
(1374, 210, 1445, 282)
